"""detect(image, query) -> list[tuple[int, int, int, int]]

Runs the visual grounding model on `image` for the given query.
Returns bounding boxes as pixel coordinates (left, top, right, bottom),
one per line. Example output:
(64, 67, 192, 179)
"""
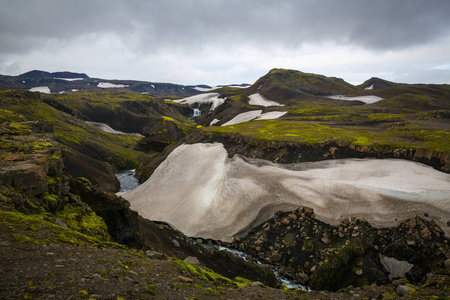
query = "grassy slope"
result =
(203, 75, 450, 154)
(0, 90, 146, 170)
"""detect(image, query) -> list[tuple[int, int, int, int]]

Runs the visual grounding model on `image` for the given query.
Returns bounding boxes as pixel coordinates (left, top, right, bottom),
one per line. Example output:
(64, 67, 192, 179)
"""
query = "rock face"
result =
(195, 132, 450, 173)
(68, 178, 142, 247)
(228, 207, 449, 291)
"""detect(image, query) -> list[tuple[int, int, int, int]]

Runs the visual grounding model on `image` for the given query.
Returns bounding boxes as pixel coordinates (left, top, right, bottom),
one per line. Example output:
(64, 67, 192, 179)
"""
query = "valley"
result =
(1, 68, 449, 299)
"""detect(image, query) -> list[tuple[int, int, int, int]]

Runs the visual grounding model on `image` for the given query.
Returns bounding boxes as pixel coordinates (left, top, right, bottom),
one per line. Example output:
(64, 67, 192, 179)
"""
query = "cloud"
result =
(1, 0, 449, 84)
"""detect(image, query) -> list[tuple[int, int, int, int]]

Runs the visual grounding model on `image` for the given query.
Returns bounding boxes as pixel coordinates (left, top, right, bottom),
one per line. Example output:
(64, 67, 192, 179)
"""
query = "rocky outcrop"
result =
(68, 178, 142, 247)
(194, 132, 450, 173)
(226, 206, 449, 291)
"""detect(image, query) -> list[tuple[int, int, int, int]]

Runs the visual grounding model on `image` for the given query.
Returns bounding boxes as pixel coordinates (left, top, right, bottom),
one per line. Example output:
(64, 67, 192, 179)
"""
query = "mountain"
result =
(0, 70, 202, 97)
(18, 70, 89, 79)
(0, 68, 449, 296)
(357, 77, 398, 90)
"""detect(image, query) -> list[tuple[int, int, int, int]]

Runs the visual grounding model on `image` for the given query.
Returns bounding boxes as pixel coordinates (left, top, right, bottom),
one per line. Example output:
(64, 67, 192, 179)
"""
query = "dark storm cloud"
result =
(2, 0, 450, 55)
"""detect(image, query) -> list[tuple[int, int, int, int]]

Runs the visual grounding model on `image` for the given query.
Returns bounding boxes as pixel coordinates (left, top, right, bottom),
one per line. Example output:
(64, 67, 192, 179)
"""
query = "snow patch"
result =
(56, 78, 85, 81)
(221, 110, 262, 126)
(248, 93, 284, 107)
(364, 84, 374, 90)
(120, 143, 450, 241)
(29, 86, 51, 94)
(256, 111, 287, 120)
(194, 86, 218, 92)
(71, 89, 79, 92)
(97, 82, 129, 88)
(210, 119, 220, 126)
(174, 92, 226, 110)
(327, 95, 383, 104)
(86, 121, 143, 137)
(151, 84, 155, 89)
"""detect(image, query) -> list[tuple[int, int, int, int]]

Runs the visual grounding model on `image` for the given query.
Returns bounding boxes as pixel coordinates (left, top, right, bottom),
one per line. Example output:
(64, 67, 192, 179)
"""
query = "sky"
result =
(1, 0, 450, 86)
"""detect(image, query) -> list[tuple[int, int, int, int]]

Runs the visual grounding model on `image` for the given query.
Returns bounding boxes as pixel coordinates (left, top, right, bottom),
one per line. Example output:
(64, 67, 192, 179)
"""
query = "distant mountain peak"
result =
(18, 70, 89, 79)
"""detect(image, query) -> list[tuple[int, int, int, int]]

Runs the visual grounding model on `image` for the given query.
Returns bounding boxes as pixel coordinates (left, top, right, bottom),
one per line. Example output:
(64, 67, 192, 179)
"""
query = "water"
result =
(193, 108, 201, 118)
(202, 244, 309, 290)
(116, 169, 141, 192)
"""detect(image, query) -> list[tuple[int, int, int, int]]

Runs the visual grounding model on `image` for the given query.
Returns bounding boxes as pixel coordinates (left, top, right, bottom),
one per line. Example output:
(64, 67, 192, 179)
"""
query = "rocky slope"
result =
(0, 118, 288, 298)
(224, 206, 450, 292)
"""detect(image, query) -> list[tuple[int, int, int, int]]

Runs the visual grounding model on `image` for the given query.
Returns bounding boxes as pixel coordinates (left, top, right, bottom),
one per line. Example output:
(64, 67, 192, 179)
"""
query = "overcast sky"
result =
(1, 0, 450, 85)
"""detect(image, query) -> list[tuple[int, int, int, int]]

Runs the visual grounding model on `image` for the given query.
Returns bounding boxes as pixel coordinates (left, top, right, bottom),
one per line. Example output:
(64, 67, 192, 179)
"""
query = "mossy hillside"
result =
(45, 91, 195, 132)
(170, 258, 253, 288)
(0, 90, 146, 170)
(0, 209, 115, 247)
(203, 119, 449, 152)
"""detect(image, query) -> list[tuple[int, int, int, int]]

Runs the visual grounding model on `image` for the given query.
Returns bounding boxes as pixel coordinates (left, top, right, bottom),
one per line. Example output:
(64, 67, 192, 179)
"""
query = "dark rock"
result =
(296, 272, 309, 284)
(184, 256, 200, 265)
(395, 285, 415, 294)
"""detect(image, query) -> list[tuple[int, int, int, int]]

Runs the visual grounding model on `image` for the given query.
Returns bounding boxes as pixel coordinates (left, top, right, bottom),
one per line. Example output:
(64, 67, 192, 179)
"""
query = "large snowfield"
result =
(120, 143, 450, 241)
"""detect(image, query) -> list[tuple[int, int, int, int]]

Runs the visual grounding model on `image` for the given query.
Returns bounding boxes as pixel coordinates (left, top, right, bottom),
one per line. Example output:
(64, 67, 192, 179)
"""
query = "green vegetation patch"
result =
(170, 258, 252, 288)
(0, 210, 117, 247)
(204, 118, 449, 153)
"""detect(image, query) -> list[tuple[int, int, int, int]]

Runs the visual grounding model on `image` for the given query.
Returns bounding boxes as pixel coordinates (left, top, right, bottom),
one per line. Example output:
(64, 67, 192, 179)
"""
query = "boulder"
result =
(296, 272, 310, 284)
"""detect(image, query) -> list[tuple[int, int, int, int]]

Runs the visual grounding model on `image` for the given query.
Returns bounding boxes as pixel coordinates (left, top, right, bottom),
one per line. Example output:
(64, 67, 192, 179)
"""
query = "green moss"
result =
(77, 177, 92, 185)
(47, 176, 60, 186)
(0, 210, 117, 247)
(234, 276, 253, 288)
(56, 205, 109, 240)
(43, 192, 59, 203)
(78, 289, 88, 298)
(32, 142, 54, 150)
(145, 285, 157, 295)
(170, 258, 251, 287)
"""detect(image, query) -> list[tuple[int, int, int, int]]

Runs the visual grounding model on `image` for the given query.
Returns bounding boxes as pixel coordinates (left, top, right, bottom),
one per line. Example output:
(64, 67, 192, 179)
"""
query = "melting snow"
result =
(71, 89, 79, 92)
(248, 93, 284, 107)
(86, 121, 143, 137)
(364, 84, 374, 90)
(194, 86, 218, 92)
(221, 110, 263, 126)
(221, 110, 286, 126)
(327, 95, 383, 104)
(97, 82, 129, 88)
(55, 78, 85, 81)
(210, 119, 220, 126)
(151, 84, 155, 89)
(29, 86, 51, 94)
(120, 143, 450, 241)
(173, 93, 226, 110)
(256, 111, 287, 120)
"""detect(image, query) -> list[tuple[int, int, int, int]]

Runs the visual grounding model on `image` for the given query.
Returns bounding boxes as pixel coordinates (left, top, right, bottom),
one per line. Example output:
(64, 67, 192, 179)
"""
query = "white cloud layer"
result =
(1, 0, 449, 85)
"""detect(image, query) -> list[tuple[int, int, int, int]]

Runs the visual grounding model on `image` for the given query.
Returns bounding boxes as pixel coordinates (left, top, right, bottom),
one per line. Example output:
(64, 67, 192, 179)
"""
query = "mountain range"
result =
(0, 68, 449, 297)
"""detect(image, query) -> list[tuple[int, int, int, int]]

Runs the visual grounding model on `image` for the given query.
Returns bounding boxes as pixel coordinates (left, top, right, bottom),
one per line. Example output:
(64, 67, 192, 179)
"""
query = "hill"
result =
(1, 68, 449, 295)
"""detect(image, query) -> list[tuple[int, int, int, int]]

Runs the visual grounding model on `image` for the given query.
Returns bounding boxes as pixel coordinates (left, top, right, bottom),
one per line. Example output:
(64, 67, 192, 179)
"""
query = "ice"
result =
(120, 143, 450, 241)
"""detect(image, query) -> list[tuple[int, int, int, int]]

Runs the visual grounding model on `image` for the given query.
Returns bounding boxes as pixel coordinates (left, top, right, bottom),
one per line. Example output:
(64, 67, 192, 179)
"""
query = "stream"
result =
(202, 244, 309, 290)
(116, 170, 309, 290)
(116, 169, 140, 192)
